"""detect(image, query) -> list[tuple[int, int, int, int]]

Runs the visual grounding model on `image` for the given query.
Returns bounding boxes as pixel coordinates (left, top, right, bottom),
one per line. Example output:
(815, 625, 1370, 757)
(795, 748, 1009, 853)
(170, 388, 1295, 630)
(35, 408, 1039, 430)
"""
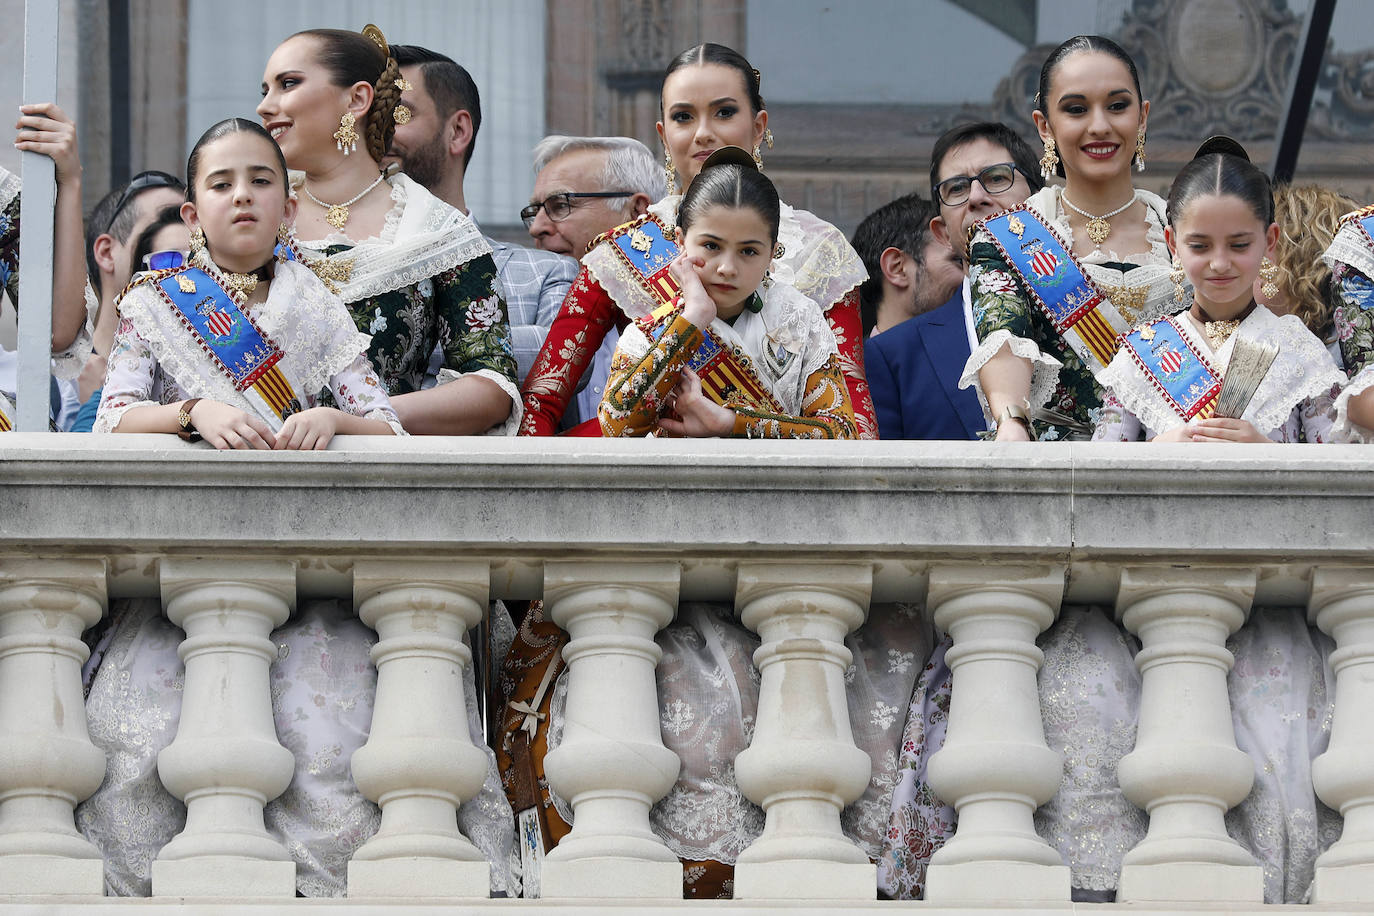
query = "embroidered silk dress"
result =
(960, 185, 1176, 439)
(519, 195, 877, 437)
(599, 282, 855, 439)
(293, 172, 521, 434)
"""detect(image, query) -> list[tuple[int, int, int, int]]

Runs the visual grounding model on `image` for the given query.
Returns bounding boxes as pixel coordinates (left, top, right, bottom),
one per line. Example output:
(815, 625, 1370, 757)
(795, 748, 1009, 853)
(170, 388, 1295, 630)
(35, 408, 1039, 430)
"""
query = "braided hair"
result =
(292, 27, 401, 163)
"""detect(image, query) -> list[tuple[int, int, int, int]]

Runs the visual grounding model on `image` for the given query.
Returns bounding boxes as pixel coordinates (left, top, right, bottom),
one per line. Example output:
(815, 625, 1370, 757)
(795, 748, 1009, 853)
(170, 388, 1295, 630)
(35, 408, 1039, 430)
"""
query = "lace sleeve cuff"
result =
(436, 366, 523, 436)
(958, 328, 1063, 420)
(1332, 367, 1374, 443)
(92, 398, 157, 434)
(50, 281, 98, 379)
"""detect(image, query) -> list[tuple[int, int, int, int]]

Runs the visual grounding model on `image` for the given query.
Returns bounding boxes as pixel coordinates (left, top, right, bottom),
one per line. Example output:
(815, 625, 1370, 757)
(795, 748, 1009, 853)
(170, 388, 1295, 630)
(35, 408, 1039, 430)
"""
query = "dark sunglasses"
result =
(933, 162, 1026, 207)
(106, 171, 185, 234)
(520, 191, 634, 229)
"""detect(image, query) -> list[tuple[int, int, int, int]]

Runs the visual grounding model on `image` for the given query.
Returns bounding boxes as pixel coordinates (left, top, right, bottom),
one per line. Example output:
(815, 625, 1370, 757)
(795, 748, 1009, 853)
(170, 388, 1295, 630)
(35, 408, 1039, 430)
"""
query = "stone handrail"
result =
(0, 433, 1372, 907)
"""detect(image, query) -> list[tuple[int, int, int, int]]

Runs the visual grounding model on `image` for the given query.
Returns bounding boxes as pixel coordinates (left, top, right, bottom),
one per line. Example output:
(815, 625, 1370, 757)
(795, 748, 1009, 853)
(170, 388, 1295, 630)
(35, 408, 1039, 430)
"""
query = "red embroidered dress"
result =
(519, 195, 876, 437)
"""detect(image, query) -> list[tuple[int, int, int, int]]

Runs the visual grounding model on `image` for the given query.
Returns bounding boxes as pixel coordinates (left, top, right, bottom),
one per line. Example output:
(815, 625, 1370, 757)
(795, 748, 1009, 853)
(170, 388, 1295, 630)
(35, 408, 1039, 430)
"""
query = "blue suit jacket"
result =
(865, 291, 986, 440)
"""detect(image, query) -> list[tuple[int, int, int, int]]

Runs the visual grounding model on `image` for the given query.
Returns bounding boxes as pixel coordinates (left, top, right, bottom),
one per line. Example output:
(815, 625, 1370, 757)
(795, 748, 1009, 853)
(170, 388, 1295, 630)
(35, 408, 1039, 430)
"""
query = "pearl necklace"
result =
(1061, 189, 1139, 249)
(302, 173, 387, 232)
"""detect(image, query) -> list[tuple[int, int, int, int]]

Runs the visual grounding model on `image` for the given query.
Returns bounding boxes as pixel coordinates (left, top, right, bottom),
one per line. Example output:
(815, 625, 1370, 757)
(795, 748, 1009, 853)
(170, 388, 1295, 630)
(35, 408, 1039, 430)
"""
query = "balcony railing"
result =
(2, 433, 1373, 912)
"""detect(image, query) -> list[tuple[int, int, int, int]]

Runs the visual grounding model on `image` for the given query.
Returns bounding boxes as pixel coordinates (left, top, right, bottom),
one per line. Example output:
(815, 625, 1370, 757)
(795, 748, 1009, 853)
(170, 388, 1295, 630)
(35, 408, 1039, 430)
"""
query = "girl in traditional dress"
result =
(1095, 144, 1346, 444)
(1318, 186, 1374, 439)
(520, 42, 876, 438)
(1093, 141, 1346, 902)
(95, 119, 401, 445)
(80, 117, 518, 898)
(599, 149, 855, 439)
(966, 35, 1172, 442)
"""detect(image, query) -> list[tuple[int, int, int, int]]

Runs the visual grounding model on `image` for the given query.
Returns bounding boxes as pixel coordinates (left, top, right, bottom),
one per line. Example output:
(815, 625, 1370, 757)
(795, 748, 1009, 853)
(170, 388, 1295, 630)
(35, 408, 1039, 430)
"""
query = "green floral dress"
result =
(320, 242, 516, 397)
(960, 186, 1176, 441)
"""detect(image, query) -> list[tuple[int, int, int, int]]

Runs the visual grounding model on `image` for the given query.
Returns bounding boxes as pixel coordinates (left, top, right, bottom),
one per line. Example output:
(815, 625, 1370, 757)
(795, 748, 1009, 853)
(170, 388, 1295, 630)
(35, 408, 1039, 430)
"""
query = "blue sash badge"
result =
(1123, 318, 1220, 420)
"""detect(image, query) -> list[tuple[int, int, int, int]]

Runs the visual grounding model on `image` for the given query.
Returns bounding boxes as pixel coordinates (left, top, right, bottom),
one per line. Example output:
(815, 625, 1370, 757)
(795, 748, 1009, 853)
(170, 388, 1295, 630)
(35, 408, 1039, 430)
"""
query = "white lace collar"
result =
(292, 172, 491, 303)
(1029, 185, 1171, 268)
(1100, 305, 1346, 435)
(0, 166, 19, 213)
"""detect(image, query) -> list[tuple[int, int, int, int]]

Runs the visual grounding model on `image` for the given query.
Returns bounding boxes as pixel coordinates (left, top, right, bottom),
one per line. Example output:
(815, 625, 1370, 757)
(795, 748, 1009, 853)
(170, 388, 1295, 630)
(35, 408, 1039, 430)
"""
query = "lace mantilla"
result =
(634, 195, 866, 315)
(1098, 307, 1346, 436)
(96, 258, 382, 432)
(0, 167, 19, 213)
(1333, 365, 1374, 442)
(294, 173, 492, 303)
(1323, 216, 1374, 283)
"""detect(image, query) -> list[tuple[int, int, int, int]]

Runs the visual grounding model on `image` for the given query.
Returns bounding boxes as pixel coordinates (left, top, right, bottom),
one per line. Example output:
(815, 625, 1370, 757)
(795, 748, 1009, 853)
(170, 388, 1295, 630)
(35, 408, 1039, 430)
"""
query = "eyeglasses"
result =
(933, 162, 1024, 207)
(143, 249, 189, 271)
(106, 171, 185, 234)
(520, 191, 635, 229)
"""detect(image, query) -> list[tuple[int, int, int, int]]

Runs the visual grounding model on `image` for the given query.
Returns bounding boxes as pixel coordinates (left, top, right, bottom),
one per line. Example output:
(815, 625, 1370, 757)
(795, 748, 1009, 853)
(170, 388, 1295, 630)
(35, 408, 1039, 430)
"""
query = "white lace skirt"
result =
(76, 598, 517, 897)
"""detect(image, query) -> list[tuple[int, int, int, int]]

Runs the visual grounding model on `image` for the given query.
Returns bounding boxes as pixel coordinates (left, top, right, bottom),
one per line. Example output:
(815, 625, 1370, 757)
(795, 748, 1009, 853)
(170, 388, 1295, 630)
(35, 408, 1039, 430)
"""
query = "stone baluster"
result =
(152, 558, 296, 897)
(1115, 567, 1262, 902)
(923, 565, 1071, 902)
(1309, 568, 1374, 903)
(0, 559, 108, 895)
(348, 560, 491, 897)
(541, 562, 682, 898)
(732, 563, 874, 900)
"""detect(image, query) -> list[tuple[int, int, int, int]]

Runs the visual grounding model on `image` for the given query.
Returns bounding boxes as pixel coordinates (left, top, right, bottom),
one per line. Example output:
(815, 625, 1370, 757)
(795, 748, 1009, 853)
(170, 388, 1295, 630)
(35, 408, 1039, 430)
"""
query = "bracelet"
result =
(177, 398, 203, 442)
(997, 402, 1030, 431)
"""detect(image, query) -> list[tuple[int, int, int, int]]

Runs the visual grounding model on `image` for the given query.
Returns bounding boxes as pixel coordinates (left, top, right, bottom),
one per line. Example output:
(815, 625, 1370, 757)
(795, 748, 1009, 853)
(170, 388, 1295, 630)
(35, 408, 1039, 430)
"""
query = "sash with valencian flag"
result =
(153, 266, 303, 429)
(1346, 203, 1374, 254)
(602, 216, 681, 306)
(0, 391, 12, 432)
(982, 205, 1128, 370)
(641, 300, 784, 413)
(1120, 316, 1221, 421)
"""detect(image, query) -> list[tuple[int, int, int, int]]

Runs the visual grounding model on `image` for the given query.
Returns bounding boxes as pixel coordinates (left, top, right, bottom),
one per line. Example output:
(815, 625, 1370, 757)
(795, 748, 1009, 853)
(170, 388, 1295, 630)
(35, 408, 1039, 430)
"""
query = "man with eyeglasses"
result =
(384, 45, 577, 388)
(865, 122, 1042, 439)
(525, 136, 663, 424)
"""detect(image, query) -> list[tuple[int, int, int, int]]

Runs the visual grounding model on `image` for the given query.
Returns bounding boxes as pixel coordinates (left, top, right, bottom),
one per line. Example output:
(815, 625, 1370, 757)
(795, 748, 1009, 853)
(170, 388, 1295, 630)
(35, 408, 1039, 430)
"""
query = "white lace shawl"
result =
(293, 172, 493, 303)
(1098, 306, 1347, 436)
(1322, 215, 1374, 280)
(0, 166, 18, 212)
(588, 195, 866, 321)
(97, 258, 391, 432)
(615, 281, 837, 416)
(0, 166, 93, 379)
(960, 185, 1176, 414)
(1333, 365, 1374, 442)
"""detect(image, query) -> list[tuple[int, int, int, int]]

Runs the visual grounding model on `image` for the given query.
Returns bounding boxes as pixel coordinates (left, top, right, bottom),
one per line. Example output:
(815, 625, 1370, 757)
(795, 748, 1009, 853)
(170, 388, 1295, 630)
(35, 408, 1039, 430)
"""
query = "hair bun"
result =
(702, 146, 757, 172)
(1194, 135, 1250, 162)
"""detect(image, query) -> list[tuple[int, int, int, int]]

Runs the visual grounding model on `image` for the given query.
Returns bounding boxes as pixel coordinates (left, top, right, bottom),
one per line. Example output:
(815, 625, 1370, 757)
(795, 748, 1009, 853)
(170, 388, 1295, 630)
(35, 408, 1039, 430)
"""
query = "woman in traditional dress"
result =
(966, 35, 1171, 442)
(519, 42, 876, 438)
(1319, 184, 1374, 439)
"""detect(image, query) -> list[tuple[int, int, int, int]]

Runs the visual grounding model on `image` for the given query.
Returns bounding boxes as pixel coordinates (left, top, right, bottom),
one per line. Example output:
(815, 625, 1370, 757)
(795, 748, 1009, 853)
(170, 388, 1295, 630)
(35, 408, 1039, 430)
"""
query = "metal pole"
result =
(16, 0, 59, 431)
(1269, 0, 1337, 183)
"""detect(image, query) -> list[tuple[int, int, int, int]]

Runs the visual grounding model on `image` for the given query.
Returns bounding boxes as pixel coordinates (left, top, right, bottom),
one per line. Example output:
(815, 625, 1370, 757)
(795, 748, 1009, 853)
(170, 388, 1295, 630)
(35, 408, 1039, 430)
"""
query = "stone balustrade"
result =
(1, 433, 1372, 913)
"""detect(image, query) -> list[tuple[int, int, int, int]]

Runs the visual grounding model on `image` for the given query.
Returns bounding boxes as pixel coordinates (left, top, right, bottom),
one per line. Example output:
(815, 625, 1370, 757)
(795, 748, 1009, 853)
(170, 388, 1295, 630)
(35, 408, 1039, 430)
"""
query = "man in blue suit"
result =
(864, 122, 1043, 439)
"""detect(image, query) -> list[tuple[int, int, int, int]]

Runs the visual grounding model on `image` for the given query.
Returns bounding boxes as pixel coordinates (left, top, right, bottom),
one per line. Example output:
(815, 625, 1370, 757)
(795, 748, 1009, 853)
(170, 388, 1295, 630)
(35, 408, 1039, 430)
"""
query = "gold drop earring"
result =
(664, 150, 678, 196)
(334, 111, 359, 155)
(1040, 136, 1058, 182)
(1134, 130, 1147, 172)
(189, 226, 206, 257)
(1259, 257, 1280, 299)
(1170, 254, 1187, 306)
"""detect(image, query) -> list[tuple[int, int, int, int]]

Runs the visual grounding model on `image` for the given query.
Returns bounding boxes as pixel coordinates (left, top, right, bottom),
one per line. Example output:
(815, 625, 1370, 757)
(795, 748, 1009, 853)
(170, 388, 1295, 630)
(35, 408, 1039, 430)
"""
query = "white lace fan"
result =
(1213, 336, 1280, 419)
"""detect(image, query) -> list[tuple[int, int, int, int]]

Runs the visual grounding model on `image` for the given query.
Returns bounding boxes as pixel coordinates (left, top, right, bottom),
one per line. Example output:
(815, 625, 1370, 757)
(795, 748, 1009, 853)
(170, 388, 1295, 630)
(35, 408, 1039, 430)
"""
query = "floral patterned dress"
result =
(1324, 210, 1374, 440)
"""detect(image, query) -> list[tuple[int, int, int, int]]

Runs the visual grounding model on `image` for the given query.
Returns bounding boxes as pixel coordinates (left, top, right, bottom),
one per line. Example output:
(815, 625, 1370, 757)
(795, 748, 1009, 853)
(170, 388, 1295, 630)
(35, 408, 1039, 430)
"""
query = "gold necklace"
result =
(1203, 319, 1241, 350)
(302, 173, 387, 231)
(1061, 190, 1139, 249)
(221, 271, 258, 298)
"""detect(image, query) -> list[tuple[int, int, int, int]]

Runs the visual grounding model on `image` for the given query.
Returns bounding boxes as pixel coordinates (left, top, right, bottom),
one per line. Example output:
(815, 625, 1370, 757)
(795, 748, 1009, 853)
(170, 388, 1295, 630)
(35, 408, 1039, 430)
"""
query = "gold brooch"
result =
(1101, 284, 1148, 325)
(629, 227, 653, 253)
(1139, 325, 1156, 342)
(177, 274, 197, 294)
(1007, 214, 1025, 239)
(308, 255, 355, 294)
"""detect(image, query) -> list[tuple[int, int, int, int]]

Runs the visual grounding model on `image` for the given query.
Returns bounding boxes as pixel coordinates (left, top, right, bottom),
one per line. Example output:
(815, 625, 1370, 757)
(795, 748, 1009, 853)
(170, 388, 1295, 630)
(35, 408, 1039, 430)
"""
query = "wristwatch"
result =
(177, 398, 203, 442)
(997, 402, 1031, 432)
